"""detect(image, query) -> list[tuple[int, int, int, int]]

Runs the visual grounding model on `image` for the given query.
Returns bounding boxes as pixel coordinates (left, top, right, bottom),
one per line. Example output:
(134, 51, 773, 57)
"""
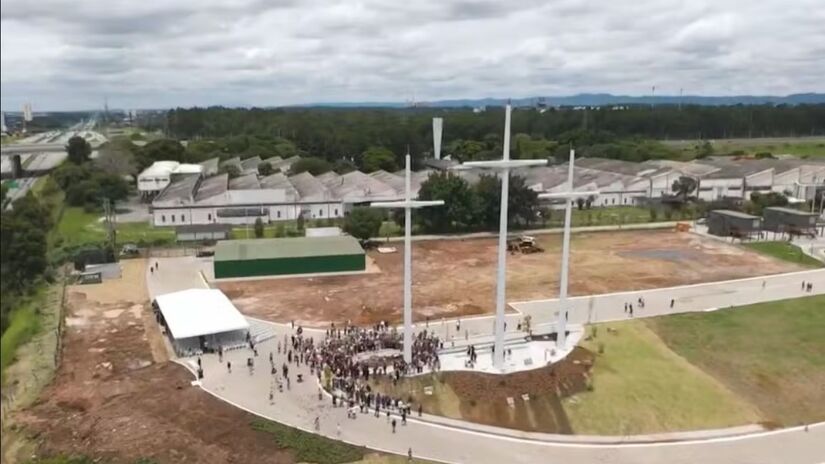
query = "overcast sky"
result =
(1, 0, 824, 111)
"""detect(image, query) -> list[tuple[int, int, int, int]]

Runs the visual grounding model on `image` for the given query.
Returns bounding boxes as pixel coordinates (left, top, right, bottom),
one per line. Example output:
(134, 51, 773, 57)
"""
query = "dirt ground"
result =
(14, 259, 296, 464)
(371, 347, 595, 434)
(218, 230, 801, 326)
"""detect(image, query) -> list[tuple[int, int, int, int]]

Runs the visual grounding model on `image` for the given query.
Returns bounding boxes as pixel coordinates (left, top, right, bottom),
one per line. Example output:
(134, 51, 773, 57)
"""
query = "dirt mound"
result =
(373, 347, 595, 434)
(16, 264, 296, 464)
(446, 346, 594, 401)
(20, 364, 293, 464)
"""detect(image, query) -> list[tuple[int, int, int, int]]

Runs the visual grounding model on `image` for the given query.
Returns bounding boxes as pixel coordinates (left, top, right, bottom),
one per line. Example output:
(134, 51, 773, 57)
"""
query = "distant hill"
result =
(296, 93, 825, 108)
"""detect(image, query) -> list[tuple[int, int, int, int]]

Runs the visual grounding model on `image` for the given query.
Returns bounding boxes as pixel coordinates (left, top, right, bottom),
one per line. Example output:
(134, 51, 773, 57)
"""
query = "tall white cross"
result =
(458, 104, 547, 369)
(371, 153, 444, 363)
(538, 148, 598, 348)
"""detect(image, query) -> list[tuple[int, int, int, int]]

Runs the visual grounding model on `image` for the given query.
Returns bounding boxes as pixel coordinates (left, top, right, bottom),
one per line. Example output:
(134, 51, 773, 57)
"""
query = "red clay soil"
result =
(218, 230, 800, 327)
(373, 347, 595, 434)
(15, 291, 295, 464)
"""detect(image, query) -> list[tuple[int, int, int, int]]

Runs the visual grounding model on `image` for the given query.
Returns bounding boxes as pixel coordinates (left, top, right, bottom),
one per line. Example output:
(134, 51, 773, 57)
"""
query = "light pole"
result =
(371, 153, 444, 363)
(458, 104, 547, 369)
(538, 148, 598, 349)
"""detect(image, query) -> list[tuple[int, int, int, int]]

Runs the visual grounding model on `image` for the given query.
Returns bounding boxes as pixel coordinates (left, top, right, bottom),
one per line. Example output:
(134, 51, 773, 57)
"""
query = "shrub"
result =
(251, 419, 364, 464)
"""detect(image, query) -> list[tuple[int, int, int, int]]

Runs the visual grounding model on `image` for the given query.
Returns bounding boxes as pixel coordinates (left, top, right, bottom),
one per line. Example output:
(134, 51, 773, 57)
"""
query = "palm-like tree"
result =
(671, 176, 698, 201)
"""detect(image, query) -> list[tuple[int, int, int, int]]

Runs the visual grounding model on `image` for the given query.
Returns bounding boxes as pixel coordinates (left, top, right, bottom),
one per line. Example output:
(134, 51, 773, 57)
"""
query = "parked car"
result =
(120, 243, 140, 257)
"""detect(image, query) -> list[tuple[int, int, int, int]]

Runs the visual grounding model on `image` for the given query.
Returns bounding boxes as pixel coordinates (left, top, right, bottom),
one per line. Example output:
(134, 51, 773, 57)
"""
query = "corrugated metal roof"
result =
(220, 156, 241, 168)
(215, 236, 364, 261)
(229, 173, 261, 190)
(240, 156, 262, 172)
(262, 156, 283, 166)
(199, 157, 220, 174)
(330, 170, 399, 201)
(260, 172, 299, 200)
(195, 174, 229, 201)
(288, 172, 331, 201)
(139, 161, 179, 178)
(154, 175, 199, 203)
(764, 206, 818, 216)
(710, 209, 759, 219)
(271, 155, 301, 171)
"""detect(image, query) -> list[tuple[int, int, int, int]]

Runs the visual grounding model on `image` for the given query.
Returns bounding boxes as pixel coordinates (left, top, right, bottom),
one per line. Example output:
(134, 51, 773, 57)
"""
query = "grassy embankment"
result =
(647, 295, 825, 427)
(743, 241, 823, 268)
(663, 136, 825, 159)
(564, 320, 762, 435)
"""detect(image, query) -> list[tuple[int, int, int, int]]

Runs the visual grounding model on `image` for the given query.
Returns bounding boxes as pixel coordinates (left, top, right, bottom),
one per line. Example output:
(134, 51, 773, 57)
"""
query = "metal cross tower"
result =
(371, 153, 444, 363)
(538, 148, 599, 349)
(458, 104, 547, 369)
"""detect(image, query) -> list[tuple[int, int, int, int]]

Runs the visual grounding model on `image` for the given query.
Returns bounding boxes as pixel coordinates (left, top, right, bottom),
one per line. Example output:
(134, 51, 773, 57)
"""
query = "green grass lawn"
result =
(56, 207, 174, 247)
(711, 141, 825, 158)
(251, 418, 367, 464)
(230, 219, 344, 239)
(251, 418, 438, 464)
(647, 295, 825, 426)
(662, 137, 825, 159)
(743, 241, 823, 268)
(564, 320, 762, 435)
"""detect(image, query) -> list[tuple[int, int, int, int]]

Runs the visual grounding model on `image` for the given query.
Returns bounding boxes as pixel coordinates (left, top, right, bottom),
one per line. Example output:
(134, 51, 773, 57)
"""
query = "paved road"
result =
(161, 264, 825, 464)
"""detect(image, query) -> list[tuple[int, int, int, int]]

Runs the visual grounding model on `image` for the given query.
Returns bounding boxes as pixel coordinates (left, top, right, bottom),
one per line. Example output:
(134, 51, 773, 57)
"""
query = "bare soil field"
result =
(14, 259, 296, 464)
(371, 347, 595, 434)
(218, 231, 801, 326)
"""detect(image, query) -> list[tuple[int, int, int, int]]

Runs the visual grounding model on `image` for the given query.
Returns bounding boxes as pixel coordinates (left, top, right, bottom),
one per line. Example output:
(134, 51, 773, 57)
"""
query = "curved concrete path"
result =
(158, 267, 825, 464)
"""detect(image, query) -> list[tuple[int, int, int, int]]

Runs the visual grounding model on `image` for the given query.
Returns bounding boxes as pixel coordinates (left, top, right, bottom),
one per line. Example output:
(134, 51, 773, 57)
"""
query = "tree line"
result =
(159, 105, 825, 166)
(53, 136, 132, 211)
(0, 184, 55, 334)
(338, 171, 546, 241)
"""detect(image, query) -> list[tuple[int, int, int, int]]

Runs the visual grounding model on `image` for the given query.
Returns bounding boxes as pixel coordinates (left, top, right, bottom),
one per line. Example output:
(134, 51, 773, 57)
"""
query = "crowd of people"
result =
(271, 321, 442, 422)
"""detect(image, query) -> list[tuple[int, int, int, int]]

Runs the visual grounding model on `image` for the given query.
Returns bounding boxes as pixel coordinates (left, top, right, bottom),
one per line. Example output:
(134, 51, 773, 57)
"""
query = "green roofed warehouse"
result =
(213, 236, 365, 278)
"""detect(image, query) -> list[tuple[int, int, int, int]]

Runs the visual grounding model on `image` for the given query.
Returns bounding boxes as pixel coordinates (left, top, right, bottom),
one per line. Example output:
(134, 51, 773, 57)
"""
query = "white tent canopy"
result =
(155, 289, 249, 340)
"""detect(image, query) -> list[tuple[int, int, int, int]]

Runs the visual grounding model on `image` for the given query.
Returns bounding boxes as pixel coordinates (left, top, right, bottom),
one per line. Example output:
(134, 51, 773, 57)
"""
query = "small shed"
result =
(707, 210, 761, 239)
(176, 224, 233, 242)
(305, 227, 342, 237)
(153, 289, 249, 356)
(762, 207, 818, 235)
(213, 236, 365, 278)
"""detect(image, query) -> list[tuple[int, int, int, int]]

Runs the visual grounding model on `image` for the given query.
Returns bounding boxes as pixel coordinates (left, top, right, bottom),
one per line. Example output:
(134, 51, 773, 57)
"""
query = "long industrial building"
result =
(149, 155, 825, 227)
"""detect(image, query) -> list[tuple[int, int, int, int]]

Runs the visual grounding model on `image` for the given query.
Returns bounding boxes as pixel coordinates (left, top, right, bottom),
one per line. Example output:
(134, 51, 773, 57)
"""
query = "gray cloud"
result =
(1, 0, 823, 110)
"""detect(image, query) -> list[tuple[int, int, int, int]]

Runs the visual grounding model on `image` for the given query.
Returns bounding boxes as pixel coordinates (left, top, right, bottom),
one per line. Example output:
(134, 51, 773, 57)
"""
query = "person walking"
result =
(391, 418, 397, 433)
(408, 448, 413, 462)
(314, 416, 320, 431)
(670, 299, 675, 309)
(227, 361, 231, 373)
